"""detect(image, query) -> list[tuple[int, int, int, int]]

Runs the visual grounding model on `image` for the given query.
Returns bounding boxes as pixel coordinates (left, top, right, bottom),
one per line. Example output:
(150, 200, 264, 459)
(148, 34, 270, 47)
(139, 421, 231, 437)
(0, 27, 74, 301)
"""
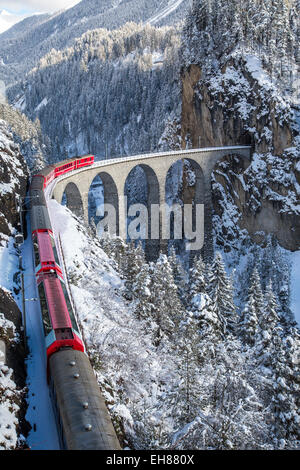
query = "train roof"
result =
(31, 205, 52, 233)
(34, 165, 56, 178)
(29, 188, 46, 207)
(36, 231, 55, 263)
(49, 349, 121, 450)
(30, 175, 45, 191)
(39, 273, 72, 330)
(56, 155, 94, 167)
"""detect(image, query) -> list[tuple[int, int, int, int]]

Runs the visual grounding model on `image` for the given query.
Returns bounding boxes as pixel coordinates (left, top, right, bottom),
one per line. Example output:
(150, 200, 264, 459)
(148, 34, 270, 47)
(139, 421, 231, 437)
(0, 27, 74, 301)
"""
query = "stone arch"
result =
(88, 172, 119, 236)
(62, 182, 84, 219)
(165, 158, 205, 257)
(210, 152, 252, 252)
(124, 163, 160, 261)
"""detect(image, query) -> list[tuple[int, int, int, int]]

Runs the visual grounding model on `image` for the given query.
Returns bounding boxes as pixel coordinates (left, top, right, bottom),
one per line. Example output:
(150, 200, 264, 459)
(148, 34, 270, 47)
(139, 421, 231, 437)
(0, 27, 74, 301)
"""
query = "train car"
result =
(31, 205, 53, 234)
(54, 159, 76, 178)
(36, 271, 84, 361)
(34, 166, 56, 189)
(33, 155, 94, 188)
(75, 154, 94, 170)
(54, 155, 94, 178)
(32, 230, 63, 277)
(49, 349, 121, 450)
(28, 154, 120, 450)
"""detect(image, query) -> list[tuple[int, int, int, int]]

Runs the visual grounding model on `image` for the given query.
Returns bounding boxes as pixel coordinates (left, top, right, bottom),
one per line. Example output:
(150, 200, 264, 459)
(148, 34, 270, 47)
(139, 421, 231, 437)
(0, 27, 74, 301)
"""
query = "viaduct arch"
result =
(51, 146, 252, 259)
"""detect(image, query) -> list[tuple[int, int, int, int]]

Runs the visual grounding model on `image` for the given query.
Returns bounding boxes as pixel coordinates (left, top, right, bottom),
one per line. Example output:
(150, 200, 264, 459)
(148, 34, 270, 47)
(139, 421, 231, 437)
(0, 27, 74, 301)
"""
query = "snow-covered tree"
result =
(150, 254, 183, 346)
(172, 338, 270, 450)
(207, 252, 237, 336)
(187, 254, 206, 309)
(168, 246, 187, 303)
(239, 267, 263, 346)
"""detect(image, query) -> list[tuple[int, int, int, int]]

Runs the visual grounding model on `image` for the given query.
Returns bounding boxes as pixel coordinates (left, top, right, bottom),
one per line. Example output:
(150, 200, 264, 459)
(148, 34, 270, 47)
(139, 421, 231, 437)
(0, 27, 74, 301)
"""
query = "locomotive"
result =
(29, 155, 121, 450)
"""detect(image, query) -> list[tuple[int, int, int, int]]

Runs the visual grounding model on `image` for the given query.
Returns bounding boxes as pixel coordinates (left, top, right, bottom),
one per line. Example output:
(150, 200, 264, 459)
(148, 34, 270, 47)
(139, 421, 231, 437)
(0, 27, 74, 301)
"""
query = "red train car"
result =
(75, 154, 94, 170)
(33, 230, 63, 278)
(54, 155, 94, 178)
(34, 154, 94, 188)
(37, 271, 84, 362)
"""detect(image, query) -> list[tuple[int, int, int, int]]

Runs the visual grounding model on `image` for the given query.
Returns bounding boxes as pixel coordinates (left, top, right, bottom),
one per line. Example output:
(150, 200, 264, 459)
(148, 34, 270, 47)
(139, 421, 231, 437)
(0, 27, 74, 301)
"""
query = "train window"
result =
(55, 328, 73, 341)
(33, 240, 40, 268)
(38, 283, 52, 337)
(50, 236, 60, 266)
(59, 281, 79, 333)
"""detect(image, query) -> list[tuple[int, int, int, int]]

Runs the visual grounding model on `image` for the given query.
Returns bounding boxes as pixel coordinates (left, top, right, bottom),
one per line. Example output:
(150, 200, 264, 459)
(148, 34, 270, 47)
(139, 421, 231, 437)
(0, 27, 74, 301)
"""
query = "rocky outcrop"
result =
(0, 118, 30, 448)
(180, 57, 300, 252)
(181, 60, 295, 154)
(0, 119, 29, 243)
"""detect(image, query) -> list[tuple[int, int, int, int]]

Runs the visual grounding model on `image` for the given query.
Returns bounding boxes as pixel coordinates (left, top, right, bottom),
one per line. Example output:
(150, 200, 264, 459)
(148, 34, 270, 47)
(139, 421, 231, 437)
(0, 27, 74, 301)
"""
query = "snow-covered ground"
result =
(147, 0, 185, 25)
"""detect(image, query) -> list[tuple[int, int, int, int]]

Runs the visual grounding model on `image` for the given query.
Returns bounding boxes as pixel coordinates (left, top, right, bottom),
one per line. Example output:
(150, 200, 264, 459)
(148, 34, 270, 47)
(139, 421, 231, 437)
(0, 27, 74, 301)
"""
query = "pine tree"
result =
(150, 254, 183, 346)
(255, 280, 280, 370)
(168, 246, 187, 303)
(239, 267, 263, 346)
(122, 241, 146, 300)
(175, 311, 201, 424)
(132, 262, 153, 323)
(172, 338, 269, 450)
(187, 254, 206, 309)
(270, 327, 300, 449)
(207, 252, 237, 336)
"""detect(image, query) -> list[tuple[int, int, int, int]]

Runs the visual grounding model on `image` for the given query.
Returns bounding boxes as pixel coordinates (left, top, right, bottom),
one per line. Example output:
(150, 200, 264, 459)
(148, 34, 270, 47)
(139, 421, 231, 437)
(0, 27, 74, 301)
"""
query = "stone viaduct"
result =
(50, 146, 252, 259)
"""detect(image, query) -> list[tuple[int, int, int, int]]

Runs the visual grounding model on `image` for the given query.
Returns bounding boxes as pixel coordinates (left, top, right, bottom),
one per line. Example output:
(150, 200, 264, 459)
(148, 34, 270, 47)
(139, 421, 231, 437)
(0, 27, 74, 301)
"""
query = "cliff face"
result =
(0, 119, 29, 242)
(179, 0, 300, 253)
(181, 62, 294, 154)
(180, 58, 300, 252)
(0, 118, 30, 448)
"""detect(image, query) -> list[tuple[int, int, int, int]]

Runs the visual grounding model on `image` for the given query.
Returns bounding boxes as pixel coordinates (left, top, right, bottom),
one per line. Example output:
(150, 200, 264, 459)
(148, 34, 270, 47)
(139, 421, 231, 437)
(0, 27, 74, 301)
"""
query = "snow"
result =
(147, 0, 185, 25)
(14, 95, 26, 112)
(34, 97, 48, 113)
(0, 238, 21, 449)
(0, 365, 19, 450)
(0, 238, 19, 291)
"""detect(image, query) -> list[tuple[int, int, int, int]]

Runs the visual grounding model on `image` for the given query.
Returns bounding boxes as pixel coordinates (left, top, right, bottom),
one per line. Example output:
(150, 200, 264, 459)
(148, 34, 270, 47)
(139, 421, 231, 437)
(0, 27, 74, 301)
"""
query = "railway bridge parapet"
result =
(50, 146, 252, 259)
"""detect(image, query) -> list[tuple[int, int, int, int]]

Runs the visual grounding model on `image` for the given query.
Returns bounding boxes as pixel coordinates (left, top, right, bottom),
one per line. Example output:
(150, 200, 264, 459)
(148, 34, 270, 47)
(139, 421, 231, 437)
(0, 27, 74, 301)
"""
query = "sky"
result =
(0, 0, 81, 33)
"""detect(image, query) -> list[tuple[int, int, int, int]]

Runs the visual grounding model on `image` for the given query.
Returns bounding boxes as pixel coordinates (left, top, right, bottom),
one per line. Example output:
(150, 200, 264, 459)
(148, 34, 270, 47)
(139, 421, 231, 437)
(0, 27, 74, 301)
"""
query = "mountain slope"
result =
(0, 0, 188, 85)
(179, 0, 300, 253)
(8, 23, 181, 161)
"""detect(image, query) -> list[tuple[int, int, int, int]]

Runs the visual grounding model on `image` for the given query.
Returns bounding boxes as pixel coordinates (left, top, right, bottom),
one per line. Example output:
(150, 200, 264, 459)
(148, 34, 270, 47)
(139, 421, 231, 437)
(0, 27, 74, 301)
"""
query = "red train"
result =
(29, 154, 120, 450)
(30, 155, 94, 363)
(34, 154, 94, 188)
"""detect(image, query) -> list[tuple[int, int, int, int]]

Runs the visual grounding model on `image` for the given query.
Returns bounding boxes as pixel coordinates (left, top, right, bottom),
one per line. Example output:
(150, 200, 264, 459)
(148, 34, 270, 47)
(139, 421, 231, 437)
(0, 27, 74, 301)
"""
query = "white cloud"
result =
(0, 1, 81, 14)
(0, 10, 29, 33)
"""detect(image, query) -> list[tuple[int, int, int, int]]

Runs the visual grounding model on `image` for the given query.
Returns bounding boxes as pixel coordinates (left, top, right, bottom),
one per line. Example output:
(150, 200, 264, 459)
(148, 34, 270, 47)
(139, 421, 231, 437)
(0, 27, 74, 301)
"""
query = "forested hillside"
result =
(8, 23, 181, 161)
(51, 200, 300, 450)
(176, 0, 300, 254)
(0, 0, 188, 85)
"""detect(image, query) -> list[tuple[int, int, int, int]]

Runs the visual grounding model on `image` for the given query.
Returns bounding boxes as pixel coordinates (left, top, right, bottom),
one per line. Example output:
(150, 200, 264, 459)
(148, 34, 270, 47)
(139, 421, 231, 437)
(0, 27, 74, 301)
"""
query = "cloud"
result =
(0, 1, 81, 14)
(0, 10, 29, 33)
